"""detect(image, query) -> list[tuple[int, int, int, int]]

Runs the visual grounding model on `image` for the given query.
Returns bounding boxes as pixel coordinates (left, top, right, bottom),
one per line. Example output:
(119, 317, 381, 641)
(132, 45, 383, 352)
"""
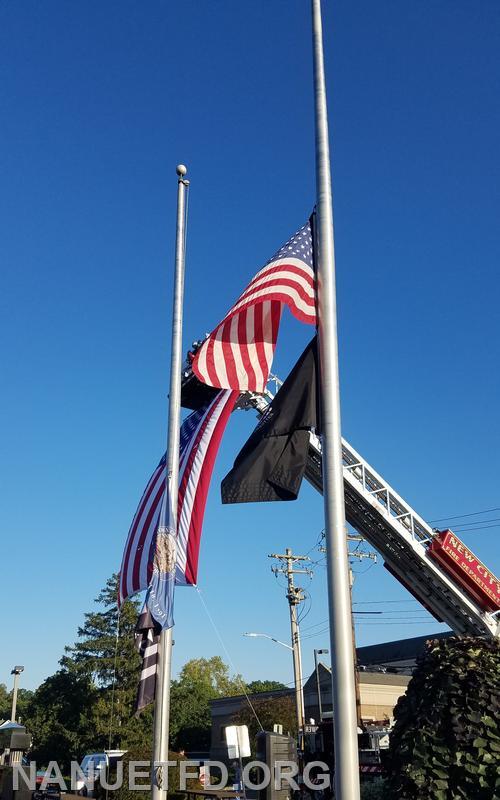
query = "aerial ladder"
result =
(242, 389, 500, 640)
(181, 362, 500, 640)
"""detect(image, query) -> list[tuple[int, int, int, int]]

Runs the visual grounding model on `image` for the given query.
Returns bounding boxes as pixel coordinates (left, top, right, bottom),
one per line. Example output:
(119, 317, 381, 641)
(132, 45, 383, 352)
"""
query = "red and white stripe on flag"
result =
(192, 218, 317, 393)
(118, 389, 237, 606)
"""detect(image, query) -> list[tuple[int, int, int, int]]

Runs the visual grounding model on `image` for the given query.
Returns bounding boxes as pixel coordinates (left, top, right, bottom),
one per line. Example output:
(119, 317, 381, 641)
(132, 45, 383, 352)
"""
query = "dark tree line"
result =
(12, 575, 286, 770)
(0, 685, 33, 725)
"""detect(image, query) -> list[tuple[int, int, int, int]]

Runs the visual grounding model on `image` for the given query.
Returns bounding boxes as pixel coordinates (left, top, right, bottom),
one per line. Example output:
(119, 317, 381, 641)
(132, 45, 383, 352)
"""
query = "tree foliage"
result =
(246, 680, 288, 693)
(111, 746, 197, 800)
(24, 574, 152, 766)
(170, 656, 243, 752)
(60, 573, 150, 752)
(10, 573, 289, 767)
(386, 636, 500, 800)
(61, 574, 140, 689)
(0, 683, 34, 724)
(235, 693, 297, 755)
(0, 684, 9, 722)
(14, 688, 34, 723)
(360, 779, 389, 800)
(26, 671, 96, 772)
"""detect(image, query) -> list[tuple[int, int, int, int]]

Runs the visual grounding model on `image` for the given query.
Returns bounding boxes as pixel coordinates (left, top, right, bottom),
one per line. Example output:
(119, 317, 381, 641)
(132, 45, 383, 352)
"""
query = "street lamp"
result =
(314, 650, 329, 722)
(10, 666, 24, 723)
(244, 631, 306, 754)
(243, 632, 293, 650)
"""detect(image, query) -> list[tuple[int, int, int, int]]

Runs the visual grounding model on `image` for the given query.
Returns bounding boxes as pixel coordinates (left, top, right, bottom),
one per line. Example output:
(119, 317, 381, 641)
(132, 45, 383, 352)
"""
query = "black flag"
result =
(221, 337, 320, 503)
(134, 605, 160, 715)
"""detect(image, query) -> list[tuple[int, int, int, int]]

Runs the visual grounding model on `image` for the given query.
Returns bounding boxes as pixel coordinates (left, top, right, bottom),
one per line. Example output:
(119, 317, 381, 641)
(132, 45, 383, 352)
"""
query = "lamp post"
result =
(314, 649, 329, 723)
(243, 631, 305, 747)
(243, 632, 293, 651)
(10, 666, 24, 723)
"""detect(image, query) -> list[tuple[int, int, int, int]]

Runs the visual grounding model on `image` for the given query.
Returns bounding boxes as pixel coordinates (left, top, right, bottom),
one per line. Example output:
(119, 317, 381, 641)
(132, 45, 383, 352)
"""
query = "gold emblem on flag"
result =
(154, 527, 176, 574)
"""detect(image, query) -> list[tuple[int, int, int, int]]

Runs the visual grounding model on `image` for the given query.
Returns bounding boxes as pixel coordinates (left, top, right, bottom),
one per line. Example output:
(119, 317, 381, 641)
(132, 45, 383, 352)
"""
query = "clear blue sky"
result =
(1, 0, 499, 692)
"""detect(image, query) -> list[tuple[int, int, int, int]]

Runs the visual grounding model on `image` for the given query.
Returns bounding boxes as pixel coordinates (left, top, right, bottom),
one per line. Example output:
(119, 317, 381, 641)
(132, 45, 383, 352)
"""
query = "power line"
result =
(351, 561, 377, 576)
(452, 516, 500, 529)
(298, 589, 313, 624)
(356, 621, 442, 626)
(309, 556, 327, 567)
(300, 620, 438, 640)
(429, 506, 500, 524)
(364, 608, 434, 619)
(195, 588, 264, 732)
(304, 530, 325, 558)
(301, 613, 382, 633)
(304, 614, 432, 629)
(353, 600, 418, 605)
(354, 611, 383, 617)
(449, 523, 500, 534)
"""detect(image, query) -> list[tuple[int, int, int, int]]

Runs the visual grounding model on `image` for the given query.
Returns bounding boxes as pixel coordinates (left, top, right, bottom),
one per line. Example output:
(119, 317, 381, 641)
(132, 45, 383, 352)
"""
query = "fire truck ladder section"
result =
(246, 393, 499, 640)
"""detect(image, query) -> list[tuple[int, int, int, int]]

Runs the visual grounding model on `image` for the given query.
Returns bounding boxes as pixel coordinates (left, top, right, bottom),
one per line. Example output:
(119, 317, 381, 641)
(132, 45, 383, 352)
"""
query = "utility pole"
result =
(319, 533, 377, 728)
(347, 536, 377, 730)
(269, 548, 312, 753)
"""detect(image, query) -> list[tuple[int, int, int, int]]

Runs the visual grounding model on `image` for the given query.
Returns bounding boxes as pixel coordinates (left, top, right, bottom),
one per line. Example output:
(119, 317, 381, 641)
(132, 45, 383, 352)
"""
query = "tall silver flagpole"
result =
(310, 2, 361, 799)
(152, 164, 189, 800)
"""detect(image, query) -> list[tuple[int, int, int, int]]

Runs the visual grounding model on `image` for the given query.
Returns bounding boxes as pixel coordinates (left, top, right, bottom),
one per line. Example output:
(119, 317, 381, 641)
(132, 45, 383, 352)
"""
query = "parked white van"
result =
(75, 750, 127, 796)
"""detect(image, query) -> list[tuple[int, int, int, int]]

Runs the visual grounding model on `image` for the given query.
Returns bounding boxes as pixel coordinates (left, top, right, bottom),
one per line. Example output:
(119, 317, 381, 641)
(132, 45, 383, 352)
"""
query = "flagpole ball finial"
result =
(176, 164, 187, 177)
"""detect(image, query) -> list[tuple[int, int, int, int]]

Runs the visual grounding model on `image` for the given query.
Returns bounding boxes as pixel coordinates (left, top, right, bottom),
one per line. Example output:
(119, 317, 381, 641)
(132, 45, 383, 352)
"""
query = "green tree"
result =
(246, 680, 288, 694)
(170, 657, 243, 752)
(0, 683, 33, 724)
(177, 657, 244, 697)
(0, 683, 10, 722)
(386, 636, 500, 800)
(360, 779, 389, 800)
(235, 693, 297, 755)
(112, 746, 197, 800)
(61, 574, 150, 752)
(26, 671, 96, 771)
(13, 688, 34, 724)
(10, 573, 294, 767)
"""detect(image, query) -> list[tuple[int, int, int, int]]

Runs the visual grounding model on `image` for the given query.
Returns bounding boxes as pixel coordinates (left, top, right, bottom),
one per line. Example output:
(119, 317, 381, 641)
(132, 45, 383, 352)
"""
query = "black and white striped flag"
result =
(134, 604, 161, 714)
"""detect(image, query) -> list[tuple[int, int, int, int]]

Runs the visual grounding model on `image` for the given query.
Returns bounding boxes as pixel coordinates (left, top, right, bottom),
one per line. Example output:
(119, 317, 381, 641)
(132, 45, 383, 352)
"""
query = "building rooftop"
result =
(210, 687, 292, 709)
(356, 631, 452, 668)
(210, 633, 449, 719)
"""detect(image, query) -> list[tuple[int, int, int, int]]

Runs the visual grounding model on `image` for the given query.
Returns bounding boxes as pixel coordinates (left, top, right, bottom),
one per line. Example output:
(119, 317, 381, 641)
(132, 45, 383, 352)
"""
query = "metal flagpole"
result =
(152, 164, 189, 800)
(310, 2, 361, 799)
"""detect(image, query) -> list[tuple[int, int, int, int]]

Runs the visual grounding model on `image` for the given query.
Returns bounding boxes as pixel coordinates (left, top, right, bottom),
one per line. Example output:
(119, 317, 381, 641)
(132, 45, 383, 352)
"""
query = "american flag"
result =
(192, 217, 317, 393)
(118, 389, 237, 606)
